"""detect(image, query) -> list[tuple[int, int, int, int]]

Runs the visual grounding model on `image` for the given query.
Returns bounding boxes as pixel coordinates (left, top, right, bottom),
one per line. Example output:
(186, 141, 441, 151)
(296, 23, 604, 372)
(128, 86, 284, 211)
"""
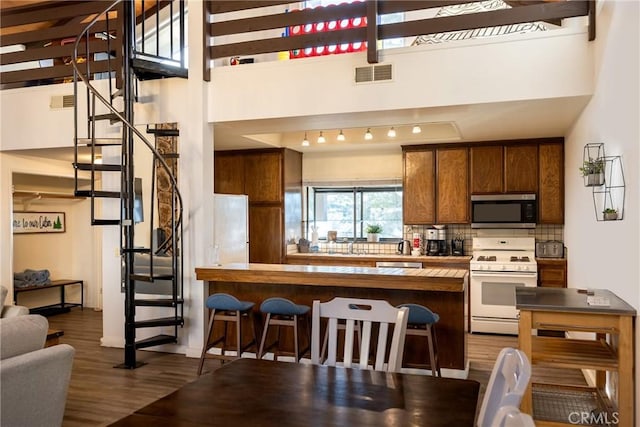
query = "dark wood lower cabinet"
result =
(249, 205, 283, 264)
(536, 258, 567, 337)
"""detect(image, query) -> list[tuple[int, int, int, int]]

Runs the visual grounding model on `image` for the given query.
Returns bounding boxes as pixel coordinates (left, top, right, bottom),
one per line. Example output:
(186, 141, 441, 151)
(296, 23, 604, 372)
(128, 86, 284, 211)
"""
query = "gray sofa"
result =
(0, 314, 75, 427)
(1, 285, 29, 318)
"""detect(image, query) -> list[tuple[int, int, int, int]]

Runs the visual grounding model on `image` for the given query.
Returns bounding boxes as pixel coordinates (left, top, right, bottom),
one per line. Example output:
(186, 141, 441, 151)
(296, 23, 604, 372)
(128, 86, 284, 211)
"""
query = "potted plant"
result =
(365, 224, 383, 242)
(603, 208, 618, 221)
(579, 158, 605, 186)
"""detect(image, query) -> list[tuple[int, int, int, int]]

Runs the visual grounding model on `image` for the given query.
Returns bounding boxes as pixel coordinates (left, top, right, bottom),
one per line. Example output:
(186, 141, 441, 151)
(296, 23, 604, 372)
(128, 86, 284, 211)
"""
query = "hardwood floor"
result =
(47, 309, 587, 426)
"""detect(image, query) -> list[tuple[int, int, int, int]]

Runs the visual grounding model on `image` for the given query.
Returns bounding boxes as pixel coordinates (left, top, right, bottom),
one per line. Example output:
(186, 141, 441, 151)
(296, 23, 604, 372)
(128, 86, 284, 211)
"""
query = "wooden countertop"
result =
(195, 263, 468, 292)
(287, 253, 472, 263)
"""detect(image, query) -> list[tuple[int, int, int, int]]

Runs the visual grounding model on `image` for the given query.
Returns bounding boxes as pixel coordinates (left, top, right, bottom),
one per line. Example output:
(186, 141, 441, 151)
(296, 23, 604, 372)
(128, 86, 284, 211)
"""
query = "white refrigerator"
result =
(213, 194, 249, 264)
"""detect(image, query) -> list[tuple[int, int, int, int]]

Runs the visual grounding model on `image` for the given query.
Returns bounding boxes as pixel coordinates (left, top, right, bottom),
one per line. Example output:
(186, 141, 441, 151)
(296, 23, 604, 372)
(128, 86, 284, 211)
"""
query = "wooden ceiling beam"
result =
(1, 1, 107, 29)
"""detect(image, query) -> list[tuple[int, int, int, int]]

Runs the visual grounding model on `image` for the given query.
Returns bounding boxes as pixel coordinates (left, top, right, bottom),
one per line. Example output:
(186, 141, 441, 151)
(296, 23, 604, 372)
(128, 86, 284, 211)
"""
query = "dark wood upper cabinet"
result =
(538, 142, 564, 224)
(244, 152, 282, 203)
(403, 149, 435, 225)
(504, 144, 538, 193)
(437, 147, 469, 223)
(214, 153, 244, 194)
(470, 145, 503, 194)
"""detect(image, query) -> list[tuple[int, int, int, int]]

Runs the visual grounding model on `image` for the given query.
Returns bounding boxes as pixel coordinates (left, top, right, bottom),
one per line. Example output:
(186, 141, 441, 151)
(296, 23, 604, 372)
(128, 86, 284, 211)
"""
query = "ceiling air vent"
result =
(50, 95, 75, 109)
(354, 64, 392, 84)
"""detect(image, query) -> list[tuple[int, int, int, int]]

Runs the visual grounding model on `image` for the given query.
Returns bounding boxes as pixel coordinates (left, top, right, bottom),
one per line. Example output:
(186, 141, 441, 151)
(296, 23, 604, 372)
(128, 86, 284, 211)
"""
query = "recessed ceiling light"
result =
(317, 131, 326, 144)
(412, 125, 422, 134)
(337, 130, 345, 141)
(364, 128, 373, 140)
(387, 127, 396, 138)
(302, 132, 309, 146)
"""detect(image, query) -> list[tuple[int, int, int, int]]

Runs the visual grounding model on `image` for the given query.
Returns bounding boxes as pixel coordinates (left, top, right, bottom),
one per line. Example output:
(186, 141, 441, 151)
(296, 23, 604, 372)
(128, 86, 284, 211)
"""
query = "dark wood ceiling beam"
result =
(0, 1, 108, 28)
(0, 59, 113, 85)
(379, 1, 589, 39)
(1, 40, 110, 66)
(378, 0, 484, 14)
(0, 20, 109, 47)
(366, 0, 378, 64)
(209, 1, 293, 14)
(210, 27, 367, 59)
(210, 2, 367, 37)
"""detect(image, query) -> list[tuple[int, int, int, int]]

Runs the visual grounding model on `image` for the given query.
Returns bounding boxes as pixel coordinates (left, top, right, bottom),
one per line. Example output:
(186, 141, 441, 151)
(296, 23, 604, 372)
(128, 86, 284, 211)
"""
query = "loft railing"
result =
(203, 0, 594, 81)
(0, 0, 187, 89)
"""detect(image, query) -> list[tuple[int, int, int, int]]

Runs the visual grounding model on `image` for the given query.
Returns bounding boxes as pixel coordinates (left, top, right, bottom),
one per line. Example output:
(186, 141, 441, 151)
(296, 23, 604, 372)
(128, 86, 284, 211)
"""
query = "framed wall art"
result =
(13, 211, 66, 234)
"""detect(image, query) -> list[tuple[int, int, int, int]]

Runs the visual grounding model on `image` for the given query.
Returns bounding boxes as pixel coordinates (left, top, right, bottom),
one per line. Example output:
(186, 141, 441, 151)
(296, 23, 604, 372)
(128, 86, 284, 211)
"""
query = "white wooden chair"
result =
(477, 347, 532, 427)
(490, 405, 535, 427)
(311, 297, 408, 372)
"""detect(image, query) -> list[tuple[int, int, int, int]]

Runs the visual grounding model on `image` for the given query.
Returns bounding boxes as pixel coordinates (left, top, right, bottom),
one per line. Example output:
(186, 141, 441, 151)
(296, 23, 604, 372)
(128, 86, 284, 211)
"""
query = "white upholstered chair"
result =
(0, 314, 75, 427)
(477, 347, 532, 427)
(311, 297, 408, 372)
(490, 405, 536, 427)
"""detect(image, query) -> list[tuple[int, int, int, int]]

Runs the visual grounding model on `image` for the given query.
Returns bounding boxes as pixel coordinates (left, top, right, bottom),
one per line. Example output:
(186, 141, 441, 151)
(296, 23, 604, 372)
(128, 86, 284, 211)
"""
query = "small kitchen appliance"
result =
(426, 228, 448, 256)
(470, 236, 537, 335)
(471, 194, 537, 229)
(535, 241, 564, 258)
(397, 240, 412, 255)
(451, 235, 464, 256)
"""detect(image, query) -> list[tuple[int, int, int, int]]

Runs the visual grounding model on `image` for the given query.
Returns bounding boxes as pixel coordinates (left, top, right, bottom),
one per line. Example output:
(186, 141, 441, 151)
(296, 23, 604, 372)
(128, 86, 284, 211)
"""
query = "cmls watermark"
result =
(568, 411, 619, 425)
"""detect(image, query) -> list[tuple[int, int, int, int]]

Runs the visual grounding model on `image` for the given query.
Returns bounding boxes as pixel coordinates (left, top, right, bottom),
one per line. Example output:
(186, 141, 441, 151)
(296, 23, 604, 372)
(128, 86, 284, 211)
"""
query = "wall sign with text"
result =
(13, 211, 66, 234)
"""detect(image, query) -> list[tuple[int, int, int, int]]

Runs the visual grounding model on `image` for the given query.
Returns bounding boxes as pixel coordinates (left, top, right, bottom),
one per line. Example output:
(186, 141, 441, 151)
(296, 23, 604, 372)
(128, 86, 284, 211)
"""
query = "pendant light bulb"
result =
(387, 127, 396, 138)
(337, 130, 345, 141)
(302, 132, 310, 147)
(317, 131, 326, 144)
(364, 128, 373, 140)
(412, 125, 422, 134)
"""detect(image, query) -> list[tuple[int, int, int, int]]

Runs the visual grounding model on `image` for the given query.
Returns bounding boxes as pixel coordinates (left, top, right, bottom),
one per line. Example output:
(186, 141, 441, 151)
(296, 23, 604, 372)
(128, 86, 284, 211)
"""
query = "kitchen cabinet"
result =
(436, 147, 469, 223)
(538, 142, 564, 224)
(470, 145, 503, 194)
(403, 149, 435, 224)
(504, 144, 538, 193)
(214, 148, 302, 263)
(536, 258, 566, 288)
(403, 147, 468, 224)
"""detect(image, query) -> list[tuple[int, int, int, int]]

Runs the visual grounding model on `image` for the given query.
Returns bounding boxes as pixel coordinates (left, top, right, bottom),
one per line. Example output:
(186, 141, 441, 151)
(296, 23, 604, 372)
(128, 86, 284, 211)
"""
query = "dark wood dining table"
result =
(109, 358, 480, 427)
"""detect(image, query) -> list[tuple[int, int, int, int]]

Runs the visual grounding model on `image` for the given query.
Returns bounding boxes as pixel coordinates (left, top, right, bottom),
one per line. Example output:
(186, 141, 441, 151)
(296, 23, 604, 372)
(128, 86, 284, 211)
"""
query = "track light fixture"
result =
(387, 127, 396, 138)
(364, 128, 373, 140)
(337, 130, 345, 141)
(412, 125, 422, 134)
(302, 132, 309, 146)
(317, 131, 326, 143)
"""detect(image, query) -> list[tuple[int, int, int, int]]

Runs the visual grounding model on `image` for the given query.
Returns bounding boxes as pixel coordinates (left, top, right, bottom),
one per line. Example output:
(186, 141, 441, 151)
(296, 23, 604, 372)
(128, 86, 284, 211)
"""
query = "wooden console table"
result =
(14, 279, 84, 316)
(516, 287, 636, 427)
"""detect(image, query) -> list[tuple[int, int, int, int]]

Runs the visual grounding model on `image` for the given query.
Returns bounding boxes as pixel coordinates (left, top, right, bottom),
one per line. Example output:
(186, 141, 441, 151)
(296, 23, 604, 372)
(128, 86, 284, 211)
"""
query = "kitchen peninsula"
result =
(195, 263, 469, 374)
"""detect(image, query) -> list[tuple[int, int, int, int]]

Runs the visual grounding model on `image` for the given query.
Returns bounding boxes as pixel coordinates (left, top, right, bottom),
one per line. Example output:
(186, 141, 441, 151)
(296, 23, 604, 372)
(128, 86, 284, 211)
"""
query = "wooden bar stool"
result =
(258, 297, 310, 362)
(198, 293, 258, 375)
(398, 303, 441, 377)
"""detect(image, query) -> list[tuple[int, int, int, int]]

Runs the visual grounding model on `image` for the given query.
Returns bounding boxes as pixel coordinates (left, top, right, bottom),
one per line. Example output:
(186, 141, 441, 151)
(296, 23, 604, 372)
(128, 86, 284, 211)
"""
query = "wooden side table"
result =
(46, 329, 64, 347)
(516, 287, 636, 427)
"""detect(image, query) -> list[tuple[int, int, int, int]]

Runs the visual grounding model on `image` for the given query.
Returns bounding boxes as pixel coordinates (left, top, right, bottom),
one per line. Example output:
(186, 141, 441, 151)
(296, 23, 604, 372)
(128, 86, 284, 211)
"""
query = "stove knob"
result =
(501, 265, 507, 271)
(516, 265, 522, 271)
(522, 265, 529, 271)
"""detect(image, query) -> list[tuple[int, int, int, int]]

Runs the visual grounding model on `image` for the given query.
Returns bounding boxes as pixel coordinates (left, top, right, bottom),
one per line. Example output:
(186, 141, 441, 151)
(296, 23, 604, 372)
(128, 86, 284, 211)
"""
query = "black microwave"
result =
(471, 194, 537, 228)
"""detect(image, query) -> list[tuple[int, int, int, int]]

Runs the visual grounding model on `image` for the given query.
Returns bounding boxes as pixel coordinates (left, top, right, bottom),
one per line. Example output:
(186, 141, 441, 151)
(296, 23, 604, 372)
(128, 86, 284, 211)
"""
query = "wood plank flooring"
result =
(47, 309, 587, 426)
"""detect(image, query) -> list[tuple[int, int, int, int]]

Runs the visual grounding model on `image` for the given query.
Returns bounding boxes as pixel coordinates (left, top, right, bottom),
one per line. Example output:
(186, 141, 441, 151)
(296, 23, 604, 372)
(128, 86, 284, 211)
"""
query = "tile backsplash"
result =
(404, 224, 563, 256)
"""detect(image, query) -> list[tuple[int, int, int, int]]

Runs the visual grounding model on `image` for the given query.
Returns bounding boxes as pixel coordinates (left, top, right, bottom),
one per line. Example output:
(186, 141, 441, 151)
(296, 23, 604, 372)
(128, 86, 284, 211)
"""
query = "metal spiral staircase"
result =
(71, 0, 186, 369)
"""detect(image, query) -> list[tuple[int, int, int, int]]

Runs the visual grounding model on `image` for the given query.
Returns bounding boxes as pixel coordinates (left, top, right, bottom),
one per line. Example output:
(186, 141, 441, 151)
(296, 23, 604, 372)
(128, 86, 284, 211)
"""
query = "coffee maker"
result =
(426, 228, 448, 256)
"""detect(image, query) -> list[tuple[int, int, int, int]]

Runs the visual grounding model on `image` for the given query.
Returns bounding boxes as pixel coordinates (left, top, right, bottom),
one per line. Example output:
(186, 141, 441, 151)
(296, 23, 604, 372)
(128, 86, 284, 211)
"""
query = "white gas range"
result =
(470, 237, 537, 335)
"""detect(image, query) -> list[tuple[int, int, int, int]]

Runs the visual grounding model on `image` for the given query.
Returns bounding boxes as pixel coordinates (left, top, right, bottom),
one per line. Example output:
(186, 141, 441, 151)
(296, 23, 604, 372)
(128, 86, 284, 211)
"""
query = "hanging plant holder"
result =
(582, 144, 626, 222)
(581, 143, 605, 187)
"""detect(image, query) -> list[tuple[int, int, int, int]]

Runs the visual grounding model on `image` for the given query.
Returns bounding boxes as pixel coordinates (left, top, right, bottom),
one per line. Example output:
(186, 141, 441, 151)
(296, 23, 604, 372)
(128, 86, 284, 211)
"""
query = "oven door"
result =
(470, 271, 537, 334)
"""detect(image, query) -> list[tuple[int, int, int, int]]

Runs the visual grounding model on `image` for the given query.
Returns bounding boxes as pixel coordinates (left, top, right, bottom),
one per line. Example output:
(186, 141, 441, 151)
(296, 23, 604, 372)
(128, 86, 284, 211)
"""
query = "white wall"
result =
(0, 155, 100, 308)
(564, 0, 639, 411)
(13, 198, 95, 308)
(303, 148, 402, 184)
(210, 28, 593, 123)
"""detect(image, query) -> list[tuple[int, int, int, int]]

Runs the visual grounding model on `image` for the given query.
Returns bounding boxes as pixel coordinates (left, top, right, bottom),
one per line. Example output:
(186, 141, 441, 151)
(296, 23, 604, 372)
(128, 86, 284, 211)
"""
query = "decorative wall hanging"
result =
(581, 143, 625, 221)
(13, 211, 66, 234)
